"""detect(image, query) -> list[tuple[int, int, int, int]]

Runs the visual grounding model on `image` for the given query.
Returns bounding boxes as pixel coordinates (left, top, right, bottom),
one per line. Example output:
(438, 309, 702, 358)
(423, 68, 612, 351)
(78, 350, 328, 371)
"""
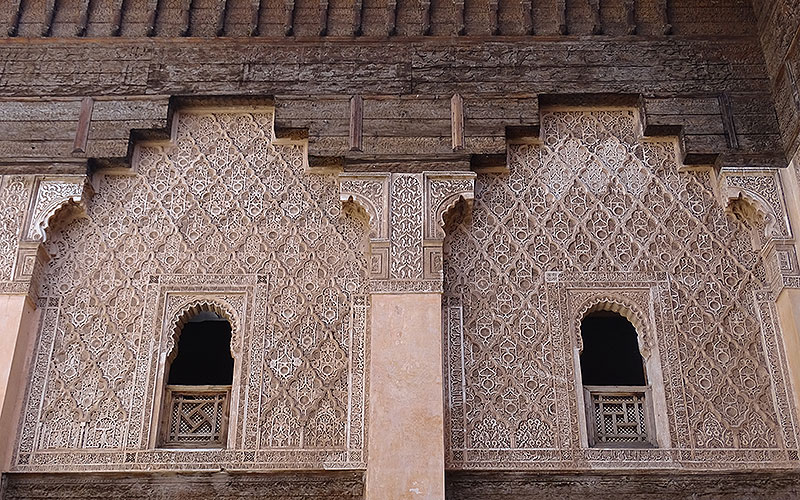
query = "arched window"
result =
(579, 310, 654, 447)
(160, 310, 234, 448)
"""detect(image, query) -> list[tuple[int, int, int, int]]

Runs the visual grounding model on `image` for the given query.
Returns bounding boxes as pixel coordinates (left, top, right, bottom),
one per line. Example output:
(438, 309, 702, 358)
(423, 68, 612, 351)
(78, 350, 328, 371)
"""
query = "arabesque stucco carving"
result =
(3, 106, 800, 475)
(443, 109, 800, 469)
(12, 110, 370, 471)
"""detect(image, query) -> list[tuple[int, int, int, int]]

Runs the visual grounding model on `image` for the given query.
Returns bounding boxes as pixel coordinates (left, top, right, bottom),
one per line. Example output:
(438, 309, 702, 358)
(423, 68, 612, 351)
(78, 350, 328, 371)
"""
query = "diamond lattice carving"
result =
(14, 110, 369, 471)
(443, 109, 798, 469)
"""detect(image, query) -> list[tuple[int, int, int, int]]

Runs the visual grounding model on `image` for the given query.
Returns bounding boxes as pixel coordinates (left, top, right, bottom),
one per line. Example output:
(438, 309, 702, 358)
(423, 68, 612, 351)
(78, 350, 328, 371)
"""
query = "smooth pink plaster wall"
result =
(366, 293, 445, 500)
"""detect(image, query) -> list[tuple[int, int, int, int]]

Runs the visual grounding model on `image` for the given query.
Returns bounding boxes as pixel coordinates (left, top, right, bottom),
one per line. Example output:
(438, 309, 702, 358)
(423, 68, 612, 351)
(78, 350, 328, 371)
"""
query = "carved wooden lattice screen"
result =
(163, 385, 231, 447)
(585, 386, 652, 446)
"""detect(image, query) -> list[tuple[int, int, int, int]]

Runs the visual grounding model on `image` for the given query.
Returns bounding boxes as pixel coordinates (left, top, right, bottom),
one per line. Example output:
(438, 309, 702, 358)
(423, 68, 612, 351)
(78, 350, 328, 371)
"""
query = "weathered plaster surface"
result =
(367, 293, 445, 500)
(0, 295, 37, 469)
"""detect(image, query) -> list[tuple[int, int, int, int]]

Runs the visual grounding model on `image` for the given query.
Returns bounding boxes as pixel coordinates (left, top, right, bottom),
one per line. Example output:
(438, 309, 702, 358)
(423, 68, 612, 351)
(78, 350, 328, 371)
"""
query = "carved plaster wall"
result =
(0, 175, 88, 299)
(12, 110, 370, 471)
(340, 171, 475, 293)
(443, 108, 800, 469)
(6, 105, 800, 476)
(0, 176, 34, 287)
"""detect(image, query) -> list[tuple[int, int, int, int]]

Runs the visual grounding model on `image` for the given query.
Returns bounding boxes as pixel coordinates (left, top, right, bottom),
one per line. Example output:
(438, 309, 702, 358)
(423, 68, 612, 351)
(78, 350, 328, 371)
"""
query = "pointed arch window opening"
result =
(160, 310, 234, 448)
(579, 310, 656, 448)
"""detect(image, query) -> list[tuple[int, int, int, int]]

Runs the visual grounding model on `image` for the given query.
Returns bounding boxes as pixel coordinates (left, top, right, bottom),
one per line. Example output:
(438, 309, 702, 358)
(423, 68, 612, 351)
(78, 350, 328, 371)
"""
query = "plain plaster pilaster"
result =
(0, 294, 37, 470)
(366, 293, 444, 500)
(777, 289, 800, 413)
(777, 154, 800, 420)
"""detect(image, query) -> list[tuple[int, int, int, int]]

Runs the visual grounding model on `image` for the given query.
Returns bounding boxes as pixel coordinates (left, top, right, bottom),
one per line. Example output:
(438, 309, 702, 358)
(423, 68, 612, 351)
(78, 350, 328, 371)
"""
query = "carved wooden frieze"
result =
(2, 470, 365, 500)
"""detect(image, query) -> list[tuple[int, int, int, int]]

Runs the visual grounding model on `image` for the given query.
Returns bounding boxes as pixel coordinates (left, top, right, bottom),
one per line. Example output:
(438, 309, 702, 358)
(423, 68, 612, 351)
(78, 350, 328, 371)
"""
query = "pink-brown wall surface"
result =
(367, 293, 445, 500)
(0, 295, 38, 470)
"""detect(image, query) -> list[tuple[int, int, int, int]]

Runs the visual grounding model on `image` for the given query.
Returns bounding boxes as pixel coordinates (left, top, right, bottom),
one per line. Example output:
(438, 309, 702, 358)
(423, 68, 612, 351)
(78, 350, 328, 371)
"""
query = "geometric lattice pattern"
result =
(165, 386, 230, 446)
(0, 176, 32, 281)
(8, 107, 799, 472)
(588, 388, 649, 445)
(444, 109, 798, 468)
(15, 110, 369, 471)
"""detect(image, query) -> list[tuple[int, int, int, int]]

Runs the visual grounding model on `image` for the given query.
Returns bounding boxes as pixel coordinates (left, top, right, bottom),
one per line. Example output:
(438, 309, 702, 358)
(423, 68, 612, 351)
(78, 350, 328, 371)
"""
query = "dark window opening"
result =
(168, 311, 234, 386)
(580, 310, 645, 386)
(161, 311, 234, 447)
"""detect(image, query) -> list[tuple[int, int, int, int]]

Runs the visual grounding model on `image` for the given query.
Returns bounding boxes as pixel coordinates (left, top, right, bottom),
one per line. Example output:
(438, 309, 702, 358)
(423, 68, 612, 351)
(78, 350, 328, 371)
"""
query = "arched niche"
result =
(26, 177, 91, 243)
(158, 300, 240, 448)
(571, 297, 670, 449)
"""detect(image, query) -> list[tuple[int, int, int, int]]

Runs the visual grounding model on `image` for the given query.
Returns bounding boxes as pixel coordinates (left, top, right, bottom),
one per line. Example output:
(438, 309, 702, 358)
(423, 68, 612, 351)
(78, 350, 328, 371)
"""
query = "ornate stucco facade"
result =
(2, 1, 800, 499)
(444, 108, 798, 468)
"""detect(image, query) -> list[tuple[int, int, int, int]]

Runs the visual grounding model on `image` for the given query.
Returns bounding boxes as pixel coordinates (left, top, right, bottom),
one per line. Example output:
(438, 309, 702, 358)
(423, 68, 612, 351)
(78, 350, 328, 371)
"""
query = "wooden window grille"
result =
(584, 386, 654, 447)
(162, 385, 231, 447)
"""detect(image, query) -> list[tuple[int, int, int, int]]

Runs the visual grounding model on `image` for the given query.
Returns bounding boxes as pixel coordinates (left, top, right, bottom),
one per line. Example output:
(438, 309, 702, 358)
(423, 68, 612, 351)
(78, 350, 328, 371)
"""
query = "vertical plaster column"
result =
(776, 154, 800, 416)
(777, 289, 800, 407)
(340, 171, 474, 500)
(367, 293, 444, 499)
(720, 163, 800, 424)
(0, 292, 38, 470)
(0, 243, 49, 470)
